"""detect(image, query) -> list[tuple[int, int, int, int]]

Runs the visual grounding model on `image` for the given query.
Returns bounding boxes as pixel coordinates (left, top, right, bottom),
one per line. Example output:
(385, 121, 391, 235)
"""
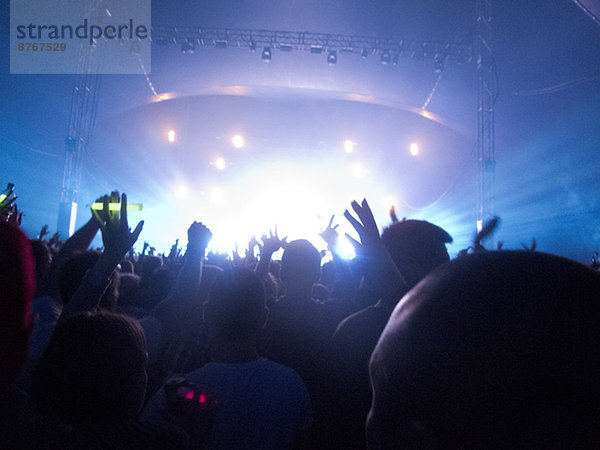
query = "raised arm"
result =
(57, 193, 143, 325)
(255, 227, 286, 281)
(344, 199, 409, 296)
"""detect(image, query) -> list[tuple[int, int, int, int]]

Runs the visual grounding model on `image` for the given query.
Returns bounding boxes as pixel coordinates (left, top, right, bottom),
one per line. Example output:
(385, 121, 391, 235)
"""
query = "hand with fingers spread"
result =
(93, 192, 144, 261)
(261, 226, 286, 255)
(344, 198, 409, 292)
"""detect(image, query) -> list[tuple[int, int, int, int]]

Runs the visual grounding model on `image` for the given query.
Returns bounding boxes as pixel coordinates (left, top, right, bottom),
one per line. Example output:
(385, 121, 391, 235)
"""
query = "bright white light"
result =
(410, 142, 420, 156)
(232, 134, 245, 149)
(215, 156, 226, 171)
(344, 139, 354, 153)
(352, 162, 364, 178)
(168, 130, 176, 143)
(383, 195, 396, 209)
(210, 187, 225, 203)
(174, 184, 188, 199)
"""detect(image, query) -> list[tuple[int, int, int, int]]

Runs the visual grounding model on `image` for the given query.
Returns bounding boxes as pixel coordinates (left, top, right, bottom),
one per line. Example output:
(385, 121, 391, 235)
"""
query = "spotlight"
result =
(310, 46, 323, 54)
(327, 50, 337, 65)
(361, 48, 369, 59)
(181, 38, 195, 54)
(167, 130, 176, 143)
(232, 134, 245, 149)
(410, 142, 420, 156)
(381, 50, 391, 65)
(262, 47, 272, 62)
(215, 156, 226, 171)
(343, 139, 354, 153)
(215, 40, 227, 49)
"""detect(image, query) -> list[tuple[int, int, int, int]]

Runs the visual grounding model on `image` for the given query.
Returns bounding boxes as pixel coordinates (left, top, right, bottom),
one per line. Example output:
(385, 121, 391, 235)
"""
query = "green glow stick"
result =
(0, 194, 6, 203)
(90, 203, 143, 211)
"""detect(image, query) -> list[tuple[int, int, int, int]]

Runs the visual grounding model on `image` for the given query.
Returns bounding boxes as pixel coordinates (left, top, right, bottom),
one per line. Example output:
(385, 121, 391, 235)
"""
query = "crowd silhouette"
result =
(1, 188, 599, 448)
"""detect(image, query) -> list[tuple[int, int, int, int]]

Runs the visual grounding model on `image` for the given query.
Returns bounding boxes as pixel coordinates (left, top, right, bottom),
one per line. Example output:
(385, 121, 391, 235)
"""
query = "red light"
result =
(199, 393, 206, 404)
(183, 389, 194, 400)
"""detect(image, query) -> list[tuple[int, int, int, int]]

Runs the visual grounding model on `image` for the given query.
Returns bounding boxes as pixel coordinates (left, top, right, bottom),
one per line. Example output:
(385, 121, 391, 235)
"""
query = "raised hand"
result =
(39, 224, 49, 240)
(187, 221, 212, 249)
(319, 215, 339, 249)
(95, 193, 144, 261)
(389, 205, 399, 223)
(7, 204, 23, 227)
(344, 198, 408, 290)
(261, 226, 286, 255)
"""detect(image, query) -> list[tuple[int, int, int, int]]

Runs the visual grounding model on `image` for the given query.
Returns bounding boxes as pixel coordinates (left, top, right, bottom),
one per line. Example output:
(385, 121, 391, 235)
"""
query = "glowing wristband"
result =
(90, 203, 143, 211)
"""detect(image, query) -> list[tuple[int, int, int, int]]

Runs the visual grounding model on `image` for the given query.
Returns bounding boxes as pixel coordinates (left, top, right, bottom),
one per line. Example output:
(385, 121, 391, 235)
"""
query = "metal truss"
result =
(151, 26, 473, 64)
(476, 0, 497, 231)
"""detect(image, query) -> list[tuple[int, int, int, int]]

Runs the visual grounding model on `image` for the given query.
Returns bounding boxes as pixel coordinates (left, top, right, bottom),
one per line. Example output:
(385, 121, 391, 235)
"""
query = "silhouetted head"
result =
(0, 222, 35, 392)
(368, 251, 600, 448)
(381, 219, 452, 288)
(203, 267, 267, 343)
(30, 238, 52, 286)
(31, 312, 147, 426)
(280, 239, 321, 289)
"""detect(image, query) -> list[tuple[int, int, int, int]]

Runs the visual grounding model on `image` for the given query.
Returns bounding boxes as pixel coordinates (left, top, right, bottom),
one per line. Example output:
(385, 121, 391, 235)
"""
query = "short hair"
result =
(206, 267, 266, 342)
(31, 312, 147, 425)
(280, 239, 321, 285)
(381, 220, 452, 287)
(368, 251, 600, 448)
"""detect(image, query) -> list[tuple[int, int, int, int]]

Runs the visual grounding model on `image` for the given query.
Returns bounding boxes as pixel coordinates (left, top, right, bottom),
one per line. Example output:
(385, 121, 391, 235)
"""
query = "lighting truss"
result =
(151, 26, 473, 64)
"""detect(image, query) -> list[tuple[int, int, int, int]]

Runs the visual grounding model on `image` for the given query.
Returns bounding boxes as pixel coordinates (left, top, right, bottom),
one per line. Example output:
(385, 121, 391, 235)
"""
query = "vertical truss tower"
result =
(476, 0, 496, 232)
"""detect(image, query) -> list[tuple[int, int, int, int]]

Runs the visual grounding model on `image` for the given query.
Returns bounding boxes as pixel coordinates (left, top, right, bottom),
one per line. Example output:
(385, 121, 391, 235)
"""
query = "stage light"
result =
(174, 184, 188, 199)
(327, 50, 337, 65)
(215, 156, 226, 171)
(352, 162, 364, 178)
(232, 134, 245, 149)
(361, 48, 369, 59)
(210, 187, 225, 203)
(262, 47, 272, 62)
(343, 139, 354, 153)
(215, 40, 227, 49)
(392, 55, 399, 66)
(310, 46, 323, 54)
(249, 41, 256, 52)
(167, 130, 176, 143)
(381, 50, 391, 65)
(181, 38, 195, 54)
(410, 142, 420, 156)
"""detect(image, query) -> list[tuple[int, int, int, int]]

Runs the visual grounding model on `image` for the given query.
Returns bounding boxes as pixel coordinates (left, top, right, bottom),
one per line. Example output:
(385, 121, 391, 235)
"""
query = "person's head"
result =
(368, 251, 600, 448)
(0, 222, 35, 392)
(280, 239, 321, 289)
(31, 312, 147, 426)
(117, 273, 141, 308)
(381, 219, 452, 288)
(203, 267, 267, 343)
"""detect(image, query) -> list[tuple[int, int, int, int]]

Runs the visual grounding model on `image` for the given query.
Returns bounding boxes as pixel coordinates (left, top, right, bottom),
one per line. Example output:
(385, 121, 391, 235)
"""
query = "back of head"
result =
(205, 267, 266, 343)
(280, 239, 321, 287)
(31, 312, 147, 426)
(0, 222, 35, 392)
(381, 220, 452, 288)
(368, 251, 600, 448)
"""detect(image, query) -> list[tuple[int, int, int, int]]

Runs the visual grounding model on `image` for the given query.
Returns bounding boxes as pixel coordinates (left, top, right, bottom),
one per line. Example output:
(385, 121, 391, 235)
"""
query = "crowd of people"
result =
(1, 188, 599, 449)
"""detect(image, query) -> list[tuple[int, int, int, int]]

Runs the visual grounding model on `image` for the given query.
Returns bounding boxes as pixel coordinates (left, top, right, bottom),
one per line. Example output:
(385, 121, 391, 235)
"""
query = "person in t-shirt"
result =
(142, 267, 311, 449)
